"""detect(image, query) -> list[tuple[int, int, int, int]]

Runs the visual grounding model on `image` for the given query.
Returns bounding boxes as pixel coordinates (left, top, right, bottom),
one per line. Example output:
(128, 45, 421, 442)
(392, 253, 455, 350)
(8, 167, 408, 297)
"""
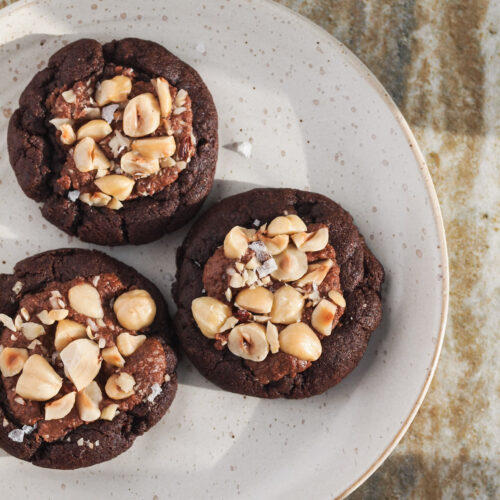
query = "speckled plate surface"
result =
(0, 0, 448, 498)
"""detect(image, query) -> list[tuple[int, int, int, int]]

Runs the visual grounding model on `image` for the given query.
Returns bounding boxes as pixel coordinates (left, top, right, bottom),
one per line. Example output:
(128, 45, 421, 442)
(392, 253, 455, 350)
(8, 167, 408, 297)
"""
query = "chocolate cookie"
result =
(8, 38, 218, 245)
(0, 249, 177, 469)
(173, 188, 384, 399)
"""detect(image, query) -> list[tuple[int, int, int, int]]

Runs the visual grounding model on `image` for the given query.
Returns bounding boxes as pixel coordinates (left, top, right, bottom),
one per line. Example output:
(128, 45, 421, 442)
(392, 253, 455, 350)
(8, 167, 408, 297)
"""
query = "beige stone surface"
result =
(0, 0, 498, 497)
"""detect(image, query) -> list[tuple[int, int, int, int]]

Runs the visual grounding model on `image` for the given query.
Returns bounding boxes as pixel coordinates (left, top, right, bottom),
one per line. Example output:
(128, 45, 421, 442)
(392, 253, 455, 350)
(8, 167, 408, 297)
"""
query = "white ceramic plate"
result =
(0, 0, 448, 498)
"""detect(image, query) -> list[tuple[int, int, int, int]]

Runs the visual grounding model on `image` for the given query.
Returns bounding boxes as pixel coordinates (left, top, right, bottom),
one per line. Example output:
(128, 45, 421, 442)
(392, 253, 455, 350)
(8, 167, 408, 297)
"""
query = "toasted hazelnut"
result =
(44, 391, 76, 421)
(258, 234, 289, 255)
(131, 136, 176, 159)
(235, 287, 274, 314)
(267, 214, 307, 236)
(245, 256, 260, 270)
(291, 227, 329, 252)
(120, 151, 160, 177)
(295, 259, 333, 288)
(62, 89, 76, 103)
(270, 285, 305, 324)
(100, 403, 119, 421)
(59, 123, 76, 145)
(79, 192, 112, 207)
(113, 289, 156, 331)
(49, 117, 74, 130)
(16, 355, 63, 401)
(0, 347, 28, 377)
(68, 283, 104, 319)
(105, 372, 135, 400)
(73, 137, 110, 172)
(311, 299, 338, 336)
(95, 75, 132, 106)
(152, 77, 173, 118)
(123, 93, 161, 137)
(48, 309, 69, 322)
(102, 345, 125, 368)
(76, 381, 102, 422)
(328, 290, 346, 308)
(116, 332, 147, 357)
(191, 297, 232, 338)
(229, 273, 245, 288)
(54, 319, 87, 351)
(21, 322, 46, 341)
(279, 323, 322, 361)
(266, 322, 280, 354)
(76, 119, 112, 141)
(37, 310, 55, 325)
(94, 174, 135, 201)
(60, 339, 102, 391)
(227, 323, 269, 361)
(224, 226, 250, 260)
(108, 197, 123, 210)
(220, 316, 239, 332)
(0, 313, 16, 332)
(271, 246, 308, 282)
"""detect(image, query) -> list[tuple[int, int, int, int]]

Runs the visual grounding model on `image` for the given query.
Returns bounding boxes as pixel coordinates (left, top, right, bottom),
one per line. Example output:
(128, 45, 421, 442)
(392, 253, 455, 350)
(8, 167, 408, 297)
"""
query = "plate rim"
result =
(0, 0, 450, 498)
(261, 2, 450, 497)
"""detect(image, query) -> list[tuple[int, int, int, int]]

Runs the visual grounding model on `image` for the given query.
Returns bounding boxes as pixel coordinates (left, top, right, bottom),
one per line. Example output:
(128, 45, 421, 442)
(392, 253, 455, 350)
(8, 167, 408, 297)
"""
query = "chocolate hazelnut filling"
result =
(191, 215, 346, 384)
(0, 274, 168, 443)
(45, 65, 196, 209)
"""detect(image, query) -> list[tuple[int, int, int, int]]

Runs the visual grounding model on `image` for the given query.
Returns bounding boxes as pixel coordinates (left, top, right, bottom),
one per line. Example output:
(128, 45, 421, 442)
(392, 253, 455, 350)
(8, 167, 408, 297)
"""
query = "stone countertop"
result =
(0, 0, 498, 497)
(275, 0, 499, 498)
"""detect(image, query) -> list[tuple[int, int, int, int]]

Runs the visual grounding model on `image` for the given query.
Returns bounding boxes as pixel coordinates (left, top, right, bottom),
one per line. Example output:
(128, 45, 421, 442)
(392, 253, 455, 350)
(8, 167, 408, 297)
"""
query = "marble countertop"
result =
(0, 0, 498, 497)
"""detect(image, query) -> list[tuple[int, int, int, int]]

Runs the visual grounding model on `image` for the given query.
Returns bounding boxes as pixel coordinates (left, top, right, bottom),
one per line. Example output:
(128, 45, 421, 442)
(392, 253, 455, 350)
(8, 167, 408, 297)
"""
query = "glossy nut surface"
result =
(235, 286, 274, 314)
(224, 226, 250, 260)
(191, 297, 232, 338)
(291, 227, 329, 252)
(94, 174, 135, 201)
(311, 299, 338, 336)
(60, 339, 101, 392)
(294, 259, 333, 287)
(95, 75, 132, 106)
(116, 332, 147, 356)
(267, 214, 307, 236)
(102, 345, 125, 368)
(21, 322, 45, 341)
(54, 319, 87, 351)
(76, 381, 103, 422)
(152, 77, 173, 117)
(44, 391, 76, 421)
(271, 246, 308, 282)
(258, 234, 289, 255)
(68, 283, 104, 319)
(328, 289, 346, 308)
(279, 323, 322, 361)
(105, 372, 136, 400)
(270, 285, 305, 324)
(123, 93, 161, 137)
(121, 151, 160, 177)
(0, 347, 28, 377)
(113, 289, 156, 331)
(76, 119, 112, 141)
(131, 136, 176, 159)
(227, 323, 269, 362)
(15, 354, 63, 401)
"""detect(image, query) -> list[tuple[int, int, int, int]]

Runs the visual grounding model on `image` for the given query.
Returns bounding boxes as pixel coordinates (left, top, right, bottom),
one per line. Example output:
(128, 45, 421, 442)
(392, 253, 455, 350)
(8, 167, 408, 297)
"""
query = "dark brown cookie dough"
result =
(173, 188, 384, 399)
(8, 38, 218, 246)
(0, 249, 177, 469)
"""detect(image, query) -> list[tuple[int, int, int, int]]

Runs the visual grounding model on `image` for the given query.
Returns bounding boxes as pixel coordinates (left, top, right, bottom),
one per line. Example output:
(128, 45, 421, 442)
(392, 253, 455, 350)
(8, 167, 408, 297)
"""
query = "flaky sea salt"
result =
(147, 383, 162, 403)
(101, 103, 119, 123)
(248, 241, 270, 263)
(8, 429, 24, 443)
(256, 257, 277, 278)
(68, 190, 80, 202)
(235, 141, 252, 158)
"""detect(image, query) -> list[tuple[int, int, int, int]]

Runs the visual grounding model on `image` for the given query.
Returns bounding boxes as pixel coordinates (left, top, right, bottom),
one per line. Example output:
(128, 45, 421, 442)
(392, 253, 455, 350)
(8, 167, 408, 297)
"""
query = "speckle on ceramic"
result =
(0, 0, 447, 499)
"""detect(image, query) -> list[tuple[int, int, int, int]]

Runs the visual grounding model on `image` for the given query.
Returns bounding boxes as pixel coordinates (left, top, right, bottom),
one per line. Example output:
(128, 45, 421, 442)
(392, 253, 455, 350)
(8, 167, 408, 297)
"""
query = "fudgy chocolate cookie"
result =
(173, 188, 384, 399)
(0, 249, 177, 469)
(8, 38, 218, 245)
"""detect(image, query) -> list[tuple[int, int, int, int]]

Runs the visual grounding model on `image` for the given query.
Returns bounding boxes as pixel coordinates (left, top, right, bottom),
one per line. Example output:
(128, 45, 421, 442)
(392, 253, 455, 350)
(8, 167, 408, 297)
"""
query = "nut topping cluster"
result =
(48, 68, 196, 209)
(191, 214, 346, 366)
(0, 275, 168, 441)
